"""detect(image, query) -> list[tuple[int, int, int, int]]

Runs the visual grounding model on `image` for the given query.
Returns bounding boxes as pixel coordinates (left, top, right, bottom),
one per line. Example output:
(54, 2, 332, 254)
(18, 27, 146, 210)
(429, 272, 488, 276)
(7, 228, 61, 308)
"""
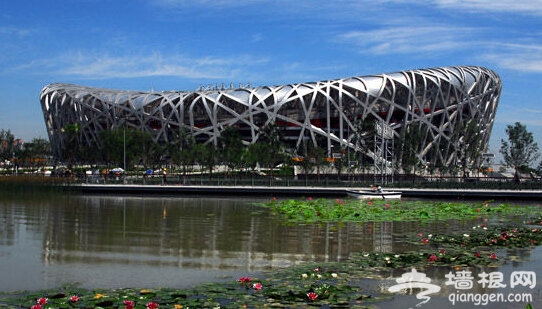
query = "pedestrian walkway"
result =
(77, 184, 542, 200)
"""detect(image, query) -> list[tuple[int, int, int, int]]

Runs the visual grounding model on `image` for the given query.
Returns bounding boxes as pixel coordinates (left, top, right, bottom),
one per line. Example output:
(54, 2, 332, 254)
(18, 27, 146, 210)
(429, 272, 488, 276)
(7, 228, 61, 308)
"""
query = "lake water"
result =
(1, 193, 541, 308)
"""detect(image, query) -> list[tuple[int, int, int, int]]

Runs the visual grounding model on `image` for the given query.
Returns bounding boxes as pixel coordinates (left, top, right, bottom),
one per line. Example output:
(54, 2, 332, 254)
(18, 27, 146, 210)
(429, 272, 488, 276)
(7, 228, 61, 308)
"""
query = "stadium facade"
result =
(40, 65, 501, 170)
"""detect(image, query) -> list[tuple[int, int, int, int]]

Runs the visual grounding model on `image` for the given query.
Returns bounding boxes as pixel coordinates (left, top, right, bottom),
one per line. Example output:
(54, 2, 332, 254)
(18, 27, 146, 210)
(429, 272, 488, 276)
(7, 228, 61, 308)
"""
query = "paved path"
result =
(77, 184, 542, 200)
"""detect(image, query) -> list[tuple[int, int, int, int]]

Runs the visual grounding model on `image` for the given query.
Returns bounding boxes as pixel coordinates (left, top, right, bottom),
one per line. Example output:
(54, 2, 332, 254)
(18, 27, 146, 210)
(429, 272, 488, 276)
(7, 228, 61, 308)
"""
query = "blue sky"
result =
(1, 0, 542, 159)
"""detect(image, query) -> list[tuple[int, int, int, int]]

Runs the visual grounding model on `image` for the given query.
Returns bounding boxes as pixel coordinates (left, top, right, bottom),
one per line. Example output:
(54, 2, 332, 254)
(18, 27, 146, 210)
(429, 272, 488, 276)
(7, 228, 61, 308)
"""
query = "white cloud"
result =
(336, 20, 542, 75)
(53, 51, 270, 80)
(492, 57, 542, 73)
(338, 26, 474, 55)
(431, 0, 542, 16)
(0, 26, 31, 37)
(151, 0, 542, 16)
(151, 0, 268, 8)
(482, 43, 542, 73)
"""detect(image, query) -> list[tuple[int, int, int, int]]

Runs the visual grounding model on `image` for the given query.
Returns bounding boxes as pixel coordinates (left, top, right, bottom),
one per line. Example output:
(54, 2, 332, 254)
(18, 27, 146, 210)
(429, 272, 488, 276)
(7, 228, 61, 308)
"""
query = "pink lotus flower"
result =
(474, 252, 481, 257)
(490, 253, 498, 259)
(253, 283, 263, 290)
(421, 238, 429, 243)
(237, 277, 252, 283)
(124, 300, 135, 309)
(307, 292, 318, 301)
(428, 254, 438, 262)
(70, 295, 80, 302)
(37, 298, 48, 305)
(146, 301, 159, 309)
(336, 198, 344, 205)
(30, 305, 42, 309)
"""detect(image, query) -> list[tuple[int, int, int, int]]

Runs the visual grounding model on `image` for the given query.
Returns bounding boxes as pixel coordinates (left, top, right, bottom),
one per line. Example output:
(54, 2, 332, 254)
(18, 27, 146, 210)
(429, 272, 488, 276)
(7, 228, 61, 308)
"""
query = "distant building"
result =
(0, 138, 23, 155)
(40, 65, 501, 169)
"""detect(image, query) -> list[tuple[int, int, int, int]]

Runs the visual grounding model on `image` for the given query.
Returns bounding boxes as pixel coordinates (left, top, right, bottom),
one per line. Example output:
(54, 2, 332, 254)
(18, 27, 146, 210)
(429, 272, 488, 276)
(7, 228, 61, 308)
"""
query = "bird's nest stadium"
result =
(40, 65, 501, 172)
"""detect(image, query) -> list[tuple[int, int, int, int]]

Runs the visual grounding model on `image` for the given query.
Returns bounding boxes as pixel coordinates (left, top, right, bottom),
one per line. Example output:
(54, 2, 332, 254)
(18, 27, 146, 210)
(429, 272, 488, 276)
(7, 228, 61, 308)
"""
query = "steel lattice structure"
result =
(40, 65, 501, 167)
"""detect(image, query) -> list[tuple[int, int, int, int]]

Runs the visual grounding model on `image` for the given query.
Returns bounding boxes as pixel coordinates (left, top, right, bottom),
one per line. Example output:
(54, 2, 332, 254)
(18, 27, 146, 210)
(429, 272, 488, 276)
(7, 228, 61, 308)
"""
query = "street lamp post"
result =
(347, 117, 350, 182)
(115, 116, 127, 185)
(12, 152, 17, 176)
(123, 124, 126, 185)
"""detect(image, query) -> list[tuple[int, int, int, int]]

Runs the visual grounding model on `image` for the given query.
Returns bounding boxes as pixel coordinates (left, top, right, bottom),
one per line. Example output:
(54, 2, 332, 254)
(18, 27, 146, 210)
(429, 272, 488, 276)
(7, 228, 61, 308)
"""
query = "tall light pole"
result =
(123, 124, 126, 185)
(115, 116, 127, 185)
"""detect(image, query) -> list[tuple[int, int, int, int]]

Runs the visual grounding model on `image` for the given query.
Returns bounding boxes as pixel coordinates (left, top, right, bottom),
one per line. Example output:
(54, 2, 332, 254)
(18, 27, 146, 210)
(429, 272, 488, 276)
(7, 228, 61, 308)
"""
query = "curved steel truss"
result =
(40, 65, 501, 167)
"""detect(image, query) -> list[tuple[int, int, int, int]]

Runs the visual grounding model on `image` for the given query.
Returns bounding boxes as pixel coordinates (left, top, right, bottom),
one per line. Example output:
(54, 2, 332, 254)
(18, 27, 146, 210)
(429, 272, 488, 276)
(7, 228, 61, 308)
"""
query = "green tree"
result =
(453, 120, 484, 177)
(246, 142, 267, 173)
(536, 160, 542, 177)
(245, 142, 267, 184)
(307, 138, 326, 180)
(295, 141, 315, 185)
(500, 122, 540, 176)
(332, 146, 346, 180)
(169, 128, 197, 183)
(20, 138, 50, 171)
(398, 124, 423, 175)
(60, 124, 82, 166)
(217, 127, 245, 174)
(0, 129, 16, 161)
(256, 123, 285, 181)
(97, 128, 159, 178)
(97, 129, 123, 168)
(194, 142, 217, 179)
(128, 129, 159, 169)
(351, 117, 376, 174)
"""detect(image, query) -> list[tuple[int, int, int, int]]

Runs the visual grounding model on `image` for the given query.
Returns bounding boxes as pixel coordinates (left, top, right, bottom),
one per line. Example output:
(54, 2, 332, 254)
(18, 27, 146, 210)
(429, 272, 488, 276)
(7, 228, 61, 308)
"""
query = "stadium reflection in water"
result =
(0, 194, 535, 294)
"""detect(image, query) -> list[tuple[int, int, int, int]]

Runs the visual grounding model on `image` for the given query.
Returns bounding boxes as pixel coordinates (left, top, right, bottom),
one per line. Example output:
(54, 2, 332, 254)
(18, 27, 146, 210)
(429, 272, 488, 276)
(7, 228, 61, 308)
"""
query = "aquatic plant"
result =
(263, 197, 541, 223)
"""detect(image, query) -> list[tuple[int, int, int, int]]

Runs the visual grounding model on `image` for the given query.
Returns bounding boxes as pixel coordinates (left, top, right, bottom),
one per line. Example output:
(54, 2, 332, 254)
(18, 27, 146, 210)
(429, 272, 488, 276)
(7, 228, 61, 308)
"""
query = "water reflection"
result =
(0, 194, 527, 293)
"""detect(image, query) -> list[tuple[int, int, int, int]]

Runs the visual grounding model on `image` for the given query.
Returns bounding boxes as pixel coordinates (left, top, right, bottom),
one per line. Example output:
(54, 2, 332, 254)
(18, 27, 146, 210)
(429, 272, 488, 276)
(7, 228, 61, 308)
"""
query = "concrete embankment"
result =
(76, 184, 542, 200)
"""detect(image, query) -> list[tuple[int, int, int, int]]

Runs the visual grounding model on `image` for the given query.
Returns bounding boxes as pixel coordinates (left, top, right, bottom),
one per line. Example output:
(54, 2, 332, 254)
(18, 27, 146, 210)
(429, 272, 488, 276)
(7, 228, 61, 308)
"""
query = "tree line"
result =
(0, 129, 50, 172)
(1, 121, 541, 180)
